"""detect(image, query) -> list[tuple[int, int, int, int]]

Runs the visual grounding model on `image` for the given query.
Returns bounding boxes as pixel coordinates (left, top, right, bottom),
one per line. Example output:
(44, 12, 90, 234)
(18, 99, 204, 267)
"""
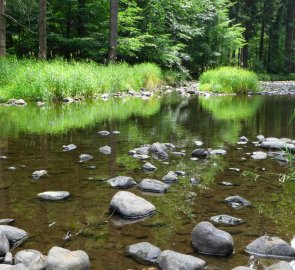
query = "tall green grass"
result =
(0, 57, 163, 101)
(199, 66, 260, 93)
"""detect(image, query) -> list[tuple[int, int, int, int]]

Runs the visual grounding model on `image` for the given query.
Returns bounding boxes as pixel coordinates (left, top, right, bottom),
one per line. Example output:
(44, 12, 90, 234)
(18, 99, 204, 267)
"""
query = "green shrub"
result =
(199, 66, 260, 94)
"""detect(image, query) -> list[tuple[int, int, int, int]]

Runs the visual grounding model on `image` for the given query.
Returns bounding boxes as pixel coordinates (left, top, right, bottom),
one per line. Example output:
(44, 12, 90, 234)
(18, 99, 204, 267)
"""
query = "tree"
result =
(108, 0, 119, 62)
(285, 0, 295, 73)
(39, 0, 47, 59)
(0, 0, 6, 56)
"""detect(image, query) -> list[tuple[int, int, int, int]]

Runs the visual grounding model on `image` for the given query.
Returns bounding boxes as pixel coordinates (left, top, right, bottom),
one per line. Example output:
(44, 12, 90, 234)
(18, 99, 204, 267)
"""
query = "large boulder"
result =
(15, 249, 47, 269)
(0, 231, 9, 257)
(37, 191, 70, 201)
(150, 143, 167, 154)
(246, 236, 295, 258)
(110, 191, 156, 219)
(156, 250, 206, 270)
(47, 246, 90, 270)
(138, 179, 169, 193)
(192, 221, 234, 256)
(125, 242, 161, 265)
(0, 225, 27, 246)
(107, 176, 137, 189)
(265, 261, 292, 270)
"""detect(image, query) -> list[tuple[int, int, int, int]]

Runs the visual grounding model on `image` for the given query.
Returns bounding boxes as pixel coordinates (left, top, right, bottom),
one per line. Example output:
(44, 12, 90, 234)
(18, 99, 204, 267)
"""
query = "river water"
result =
(0, 94, 295, 269)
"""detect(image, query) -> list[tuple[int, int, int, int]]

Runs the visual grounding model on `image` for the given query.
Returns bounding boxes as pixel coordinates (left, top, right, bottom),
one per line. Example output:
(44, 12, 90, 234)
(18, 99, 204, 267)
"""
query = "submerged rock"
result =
(156, 250, 206, 270)
(210, 215, 244, 226)
(37, 191, 70, 201)
(79, 154, 93, 162)
(252, 151, 267, 160)
(62, 144, 77, 152)
(97, 130, 110, 136)
(192, 221, 234, 256)
(138, 179, 169, 193)
(224, 195, 252, 209)
(47, 246, 90, 270)
(107, 176, 137, 189)
(192, 149, 208, 158)
(15, 249, 46, 269)
(0, 225, 28, 246)
(110, 191, 156, 219)
(32, 170, 48, 179)
(162, 172, 178, 184)
(125, 242, 161, 265)
(0, 231, 9, 257)
(143, 162, 157, 171)
(209, 149, 227, 156)
(246, 236, 295, 259)
(99, 145, 111, 155)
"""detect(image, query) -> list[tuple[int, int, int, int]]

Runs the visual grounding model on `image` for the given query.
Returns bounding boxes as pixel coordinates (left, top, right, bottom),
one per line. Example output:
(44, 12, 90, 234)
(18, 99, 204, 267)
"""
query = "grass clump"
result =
(0, 57, 163, 101)
(199, 66, 260, 94)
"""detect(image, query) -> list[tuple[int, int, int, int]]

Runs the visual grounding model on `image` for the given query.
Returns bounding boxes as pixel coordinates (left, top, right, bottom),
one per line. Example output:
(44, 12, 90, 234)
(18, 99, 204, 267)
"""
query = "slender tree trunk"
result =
(0, 0, 6, 56)
(259, 0, 266, 61)
(77, 0, 86, 37)
(108, 0, 119, 62)
(39, 0, 47, 60)
(285, 0, 295, 73)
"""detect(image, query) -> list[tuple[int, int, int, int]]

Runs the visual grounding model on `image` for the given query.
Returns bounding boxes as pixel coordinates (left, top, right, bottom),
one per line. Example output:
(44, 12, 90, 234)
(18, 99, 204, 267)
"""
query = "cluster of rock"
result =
(260, 81, 295, 95)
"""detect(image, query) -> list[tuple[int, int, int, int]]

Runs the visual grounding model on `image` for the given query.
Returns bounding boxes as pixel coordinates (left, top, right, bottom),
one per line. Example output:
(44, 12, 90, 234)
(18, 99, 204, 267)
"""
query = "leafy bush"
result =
(199, 66, 260, 93)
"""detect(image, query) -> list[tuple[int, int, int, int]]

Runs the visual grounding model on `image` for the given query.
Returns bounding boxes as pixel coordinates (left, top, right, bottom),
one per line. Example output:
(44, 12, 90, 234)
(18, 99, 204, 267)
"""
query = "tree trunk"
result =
(108, 0, 119, 62)
(259, 0, 266, 61)
(285, 0, 295, 73)
(39, 0, 47, 60)
(0, 0, 6, 56)
(77, 0, 86, 37)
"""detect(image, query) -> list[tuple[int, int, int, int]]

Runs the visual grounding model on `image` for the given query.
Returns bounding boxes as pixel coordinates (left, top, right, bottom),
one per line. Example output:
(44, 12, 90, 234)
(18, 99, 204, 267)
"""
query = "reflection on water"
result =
(0, 95, 295, 269)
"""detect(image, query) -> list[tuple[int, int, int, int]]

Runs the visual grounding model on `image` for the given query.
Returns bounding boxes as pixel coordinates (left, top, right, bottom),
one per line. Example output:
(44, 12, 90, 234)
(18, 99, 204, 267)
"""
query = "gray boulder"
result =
(107, 176, 137, 189)
(0, 225, 27, 246)
(265, 261, 292, 270)
(110, 191, 156, 219)
(143, 162, 157, 171)
(0, 265, 27, 270)
(47, 246, 90, 270)
(0, 231, 9, 256)
(192, 149, 208, 158)
(99, 145, 111, 155)
(37, 191, 70, 201)
(138, 179, 169, 193)
(79, 154, 93, 162)
(15, 249, 46, 269)
(246, 236, 295, 258)
(162, 172, 178, 184)
(125, 242, 161, 265)
(192, 221, 234, 256)
(156, 250, 206, 270)
(97, 131, 110, 136)
(62, 144, 77, 152)
(225, 195, 252, 209)
(210, 215, 244, 226)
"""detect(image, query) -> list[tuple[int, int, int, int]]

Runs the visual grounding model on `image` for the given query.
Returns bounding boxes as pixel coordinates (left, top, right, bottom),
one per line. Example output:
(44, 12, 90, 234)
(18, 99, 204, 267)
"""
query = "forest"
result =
(0, 0, 294, 76)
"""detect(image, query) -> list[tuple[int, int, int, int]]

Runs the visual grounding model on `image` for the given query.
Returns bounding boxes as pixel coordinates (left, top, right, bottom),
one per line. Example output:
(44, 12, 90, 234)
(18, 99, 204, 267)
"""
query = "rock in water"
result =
(0, 231, 9, 257)
(156, 250, 206, 270)
(4, 252, 13, 264)
(0, 225, 28, 246)
(99, 145, 111, 155)
(138, 179, 169, 193)
(125, 242, 161, 265)
(209, 149, 227, 156)
(62, 144, 77, 152)
(79, 154, 93, 162)
(252, 151, 267, 160)
(143, 162, 157, 171)
(14, 249, 47, 269)
(192, 149, 208, 158)
(0, 264, 27, 269)
(232, 267, 251, 270)
(110, 191, 156, 219)
(37, 191, 70, 201)
(47, 246, 90, 270)
(32, 170, 48, 179)
(192, 221, 234, 256)
(265, 261, 292, 270)
(195, 141, 204, 146)
(210, 215, 244, 226)
(97, 131, 110, 136)
(245, 236, 295, 259)
(150, 143, 167, 153)
(107, 176, 137, 189)
(162, 172, 178, 184)
(224, 195, 252, 209)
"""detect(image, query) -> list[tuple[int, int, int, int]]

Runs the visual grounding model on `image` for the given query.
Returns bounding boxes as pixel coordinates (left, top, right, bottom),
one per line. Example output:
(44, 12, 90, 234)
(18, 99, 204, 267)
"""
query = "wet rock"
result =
(133, 154, 150, 160)
(37, 191, 70, 201)
(125, 242, 161, 265)
(209, 149, 227, 156)
(79, 154, 93, 162)
(0, 264, 27, 269)
(252, 151, 267, 160)
(15, 249, 46, 269)
(228, 168, 241, 172)
(192, 221, 234, 256)
(195, 141, 204, 146)
(259, 138, 295, 151)
(112, 131, 120, 134)
(62, 144, 77, 152)
(0, 156, 7, 160)
(97, 130, 110, 136)
(107, 176, 137, 189)
(150, 143, 167, 154)
(138, 179, 169, 193)
(4, 252, 13, 264)
(0, 231, 9, 257)
(7, 167, 16, 171)
(232, 267, 250, 270)
(265, 261, 292, 270)
(257, 135, 265, 143)
(156, 250, 206, 270)
(239, 136, 249, 142)
(63, 97, 74, 103)
(246, 236, 295, 259)
(110, 191, 156, 219)
(225, 195, 252, 209)
(32, 170, 48, 179)
(143, 162, 157, 171)
(7, 99, 27, 106)
(36, 101, 45, 107)
(192, 149, 208, 158)
(190, 178, 200, 186)
(99, 145, 111, 155)
(47, 246, 90, 270)
(0, 225, 28, 246)
(171, 152, 185, 157)
(162, 172, 178, 184)
(210, 215, 244, 226)
(281, 138, 293, 144)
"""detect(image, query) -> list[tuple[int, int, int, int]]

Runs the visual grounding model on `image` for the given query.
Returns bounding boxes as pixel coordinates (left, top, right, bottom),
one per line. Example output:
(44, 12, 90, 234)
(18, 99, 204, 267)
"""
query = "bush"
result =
(257, 73, 295, 81)
(199, 66, 260, 94)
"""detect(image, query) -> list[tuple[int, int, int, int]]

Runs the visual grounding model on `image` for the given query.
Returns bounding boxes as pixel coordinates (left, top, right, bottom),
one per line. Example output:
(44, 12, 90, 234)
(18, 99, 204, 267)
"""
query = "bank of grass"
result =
(199, 66, 260, 94)
(0, 57, 163, 101)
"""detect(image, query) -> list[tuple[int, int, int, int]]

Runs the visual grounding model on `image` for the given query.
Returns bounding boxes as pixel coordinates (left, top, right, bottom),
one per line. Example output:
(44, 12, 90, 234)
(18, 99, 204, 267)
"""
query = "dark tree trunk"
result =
(108, 0, 119, 62)
(259, 0, 266, 61)
(77, 0, 86, 37)
(0, 0, 6, 56)
(39, 0, 47, 60)
(285, 0, 295, 73)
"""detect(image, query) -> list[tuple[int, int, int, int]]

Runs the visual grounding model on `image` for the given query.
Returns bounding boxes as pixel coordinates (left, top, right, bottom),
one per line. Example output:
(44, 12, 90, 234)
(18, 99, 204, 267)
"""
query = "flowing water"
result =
(0, 94, 295, 269)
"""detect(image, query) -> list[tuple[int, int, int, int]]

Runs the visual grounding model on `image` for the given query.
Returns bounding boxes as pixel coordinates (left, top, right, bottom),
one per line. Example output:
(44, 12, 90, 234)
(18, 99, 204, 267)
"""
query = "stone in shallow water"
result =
(0, 231, 9, 257)
(171, 152, 185, 157)
(224, 195, 252, 209)
(246, 236, 295, 259)
(62, 144, 77, 152)
(162, 172, 178, 184)
(239, 136, 249, 142)
(15, 249, 47, 269)
(99, 145, 111, 155)
(32, 170, 48, 179)
(210, 215, 244, 226)
(0, 225, 28, 245)
(265, 261, 292, 270)
(37, 191, 70, 201)
(143, 162, 157, 171)
(156, 250, 206, 270)
(110, 191, 156, 219)
(219, 182, 236, 186)
(195, 141, 204, 146)
(79, 154, 93, 162)
(47, 246, 90, 270)
(251, 151, 267, 160)
(209, 149, 227, 155)
(0, 219, 14, 225)
(97, 130, 110, 136)
(125, 242, 161, 265)
(107, 176, 137, 189)
(232, 267, 251, 270)
(192, 149, 208, 158)
(133, 154, 150, 160)
(138, 179, 169, 193)
(192, 221, 234, 256)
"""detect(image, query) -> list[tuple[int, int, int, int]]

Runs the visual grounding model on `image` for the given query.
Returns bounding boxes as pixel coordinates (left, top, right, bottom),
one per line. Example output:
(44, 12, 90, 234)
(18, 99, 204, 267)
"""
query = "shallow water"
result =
(0, 95, 295, 269)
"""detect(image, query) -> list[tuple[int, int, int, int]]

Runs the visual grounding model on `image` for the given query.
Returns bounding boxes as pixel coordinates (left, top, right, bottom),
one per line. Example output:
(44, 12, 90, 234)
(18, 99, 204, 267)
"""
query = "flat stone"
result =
(99, 145, 111, 155)
(37, 191, 70, 201)
(265, 261, 293, 270)
(225, 195, 252, 209)
(15, 249, 46, 269)
(63, 144, 77, 152)
(32, 170, 47, 179)
(252, 151, 267, 160)
(107, 176, 137, 189)
(209, 149, 227, 155)
(210, 215, 244, 226)
(143, 162, 157, 171)
(47, 246, 90, 270)
(192, 149, 208, 158)
(0, 264, 27, 269)
(0, 231, 9, 257)
(79, 154, 93, 162)
(162, 172, 178, 184)
(138, 179, 169, 193)
(156, 250, 206, 270)
(110, 191, 156, 219)
(97, 131, 110, 136)
(0, 225, 28, 245)
(125, 242, 161, 265)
